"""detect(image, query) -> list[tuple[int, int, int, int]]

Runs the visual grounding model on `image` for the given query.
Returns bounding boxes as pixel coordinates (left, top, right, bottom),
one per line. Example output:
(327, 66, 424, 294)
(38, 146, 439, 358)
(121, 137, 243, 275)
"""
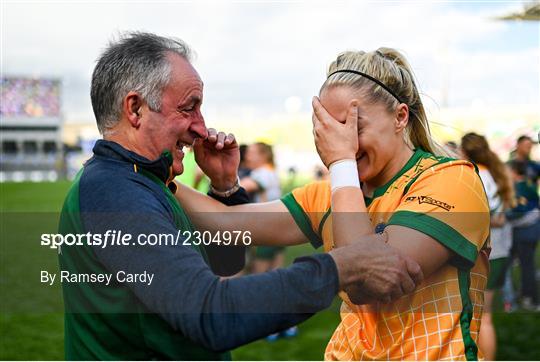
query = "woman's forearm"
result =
(331, 187, 372, 247)
(174, 182, 307, 246)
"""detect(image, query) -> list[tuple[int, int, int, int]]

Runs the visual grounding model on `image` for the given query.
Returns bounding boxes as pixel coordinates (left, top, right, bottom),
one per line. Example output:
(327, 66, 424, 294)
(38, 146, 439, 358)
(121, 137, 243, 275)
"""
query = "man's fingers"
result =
(346, 285, 375, 306)
(224, 133, 236, 146)
(192, 138, 203, 150)
(204, 129, 236, 150)
(405, 257, 424, 287)
(389, 286, 405, 303)
(207, 128, 218, 142)
(215, 132, 227, 150)
(192, 139, 206, 162)
(399, 268, 416, 295)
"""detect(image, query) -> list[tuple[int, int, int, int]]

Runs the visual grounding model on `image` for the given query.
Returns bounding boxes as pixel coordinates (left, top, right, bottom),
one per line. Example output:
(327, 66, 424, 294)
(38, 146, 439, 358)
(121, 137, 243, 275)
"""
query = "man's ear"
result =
(395, 103, 409, 133)
(124, 91, 144, 129)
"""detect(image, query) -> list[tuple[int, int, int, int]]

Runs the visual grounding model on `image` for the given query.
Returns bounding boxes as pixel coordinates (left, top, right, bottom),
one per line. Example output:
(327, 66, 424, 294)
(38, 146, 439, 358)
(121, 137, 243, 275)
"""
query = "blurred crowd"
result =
(0, 78, 61, 117)
(449, 133, 539, 360)
(448, 134, 539, 311)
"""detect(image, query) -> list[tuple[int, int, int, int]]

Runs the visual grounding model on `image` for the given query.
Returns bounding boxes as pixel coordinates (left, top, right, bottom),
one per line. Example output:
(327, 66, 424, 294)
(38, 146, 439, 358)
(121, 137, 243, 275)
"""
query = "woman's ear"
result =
(395, 103, 409, 133)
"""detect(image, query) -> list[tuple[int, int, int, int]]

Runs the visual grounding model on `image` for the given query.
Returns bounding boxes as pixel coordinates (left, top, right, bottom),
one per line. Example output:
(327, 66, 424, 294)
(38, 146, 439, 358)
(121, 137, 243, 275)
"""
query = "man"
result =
(506, 135, 539, 310)
(58, 32, 423, 360)
(510, 135, 539, 185)
(507, 136, 540, 310)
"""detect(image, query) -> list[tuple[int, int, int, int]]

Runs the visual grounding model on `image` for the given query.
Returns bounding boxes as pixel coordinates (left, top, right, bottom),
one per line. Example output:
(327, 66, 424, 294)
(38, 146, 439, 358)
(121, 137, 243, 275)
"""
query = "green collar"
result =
(93, 140, 174, 184)
(365, 148, 427, 206)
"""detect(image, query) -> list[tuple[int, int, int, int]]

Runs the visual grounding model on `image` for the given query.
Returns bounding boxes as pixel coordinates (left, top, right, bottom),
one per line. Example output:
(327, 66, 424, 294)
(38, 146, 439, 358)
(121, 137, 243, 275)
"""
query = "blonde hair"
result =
(321, 48, 446, 156)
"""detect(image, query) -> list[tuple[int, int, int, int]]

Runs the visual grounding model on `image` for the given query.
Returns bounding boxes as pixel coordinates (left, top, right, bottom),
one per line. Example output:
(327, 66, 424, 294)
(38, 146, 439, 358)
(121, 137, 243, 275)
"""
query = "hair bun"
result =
(375, 48, 410, 70)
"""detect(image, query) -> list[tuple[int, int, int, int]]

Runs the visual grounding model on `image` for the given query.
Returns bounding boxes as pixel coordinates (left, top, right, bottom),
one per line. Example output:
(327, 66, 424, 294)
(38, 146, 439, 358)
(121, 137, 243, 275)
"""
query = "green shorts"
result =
(487, 257, 509, 290)
(255, 246, 285, 260)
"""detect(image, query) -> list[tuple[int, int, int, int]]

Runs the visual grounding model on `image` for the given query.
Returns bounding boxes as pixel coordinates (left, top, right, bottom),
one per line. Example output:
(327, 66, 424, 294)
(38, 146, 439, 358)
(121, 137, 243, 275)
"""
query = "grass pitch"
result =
(0, 181, 538, 360)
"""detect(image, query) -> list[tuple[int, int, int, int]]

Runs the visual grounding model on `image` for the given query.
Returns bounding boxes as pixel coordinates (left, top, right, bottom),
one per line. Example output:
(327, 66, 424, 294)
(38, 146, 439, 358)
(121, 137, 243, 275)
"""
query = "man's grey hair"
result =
(91, 31, 192, 134)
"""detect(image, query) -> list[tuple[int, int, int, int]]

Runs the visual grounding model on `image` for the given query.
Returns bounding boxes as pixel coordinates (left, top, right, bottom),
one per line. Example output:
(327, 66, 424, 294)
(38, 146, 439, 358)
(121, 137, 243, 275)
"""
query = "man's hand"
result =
(193, 128, 240, 191)
(329, 235, 423, 305)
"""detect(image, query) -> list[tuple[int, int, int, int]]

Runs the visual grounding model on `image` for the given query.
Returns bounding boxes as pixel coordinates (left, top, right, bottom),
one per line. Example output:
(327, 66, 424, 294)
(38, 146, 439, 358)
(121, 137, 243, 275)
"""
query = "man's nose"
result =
(191, 114, 208, 139)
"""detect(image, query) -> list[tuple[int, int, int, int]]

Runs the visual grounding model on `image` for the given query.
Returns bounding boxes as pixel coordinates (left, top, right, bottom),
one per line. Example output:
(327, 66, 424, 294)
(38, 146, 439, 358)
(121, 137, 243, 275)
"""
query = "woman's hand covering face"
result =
(312, 96, 360, 168)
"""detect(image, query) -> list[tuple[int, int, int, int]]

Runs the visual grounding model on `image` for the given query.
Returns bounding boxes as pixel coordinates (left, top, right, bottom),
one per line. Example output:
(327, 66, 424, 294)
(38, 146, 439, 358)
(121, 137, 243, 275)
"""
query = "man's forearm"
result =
(180, 253, 339, 351)
(93, 235, 339, 352)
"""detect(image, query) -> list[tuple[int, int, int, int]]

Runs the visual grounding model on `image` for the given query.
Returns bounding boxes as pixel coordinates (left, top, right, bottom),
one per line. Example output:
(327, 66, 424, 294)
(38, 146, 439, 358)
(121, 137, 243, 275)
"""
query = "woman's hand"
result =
(312, 96, 359, 168)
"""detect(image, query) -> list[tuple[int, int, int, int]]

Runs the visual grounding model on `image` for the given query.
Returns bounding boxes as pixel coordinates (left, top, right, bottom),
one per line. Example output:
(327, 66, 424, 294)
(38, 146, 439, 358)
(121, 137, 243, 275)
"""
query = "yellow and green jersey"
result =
(281, 149, 490, 361)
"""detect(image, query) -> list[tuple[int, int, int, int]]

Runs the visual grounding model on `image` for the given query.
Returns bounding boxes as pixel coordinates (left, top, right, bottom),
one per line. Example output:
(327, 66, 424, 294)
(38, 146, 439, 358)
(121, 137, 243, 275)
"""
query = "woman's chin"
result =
(356, 159, 370, 181)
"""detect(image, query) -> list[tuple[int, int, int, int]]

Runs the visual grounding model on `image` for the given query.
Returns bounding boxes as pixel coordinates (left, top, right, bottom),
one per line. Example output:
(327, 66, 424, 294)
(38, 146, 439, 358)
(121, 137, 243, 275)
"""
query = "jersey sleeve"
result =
(280, 181, 331, 249)
(387, 161, 490, 269)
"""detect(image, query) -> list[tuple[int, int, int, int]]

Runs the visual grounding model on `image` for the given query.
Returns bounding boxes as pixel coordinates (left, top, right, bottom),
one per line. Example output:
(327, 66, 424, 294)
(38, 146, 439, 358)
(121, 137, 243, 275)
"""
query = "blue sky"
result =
(448, 1, 538, 51)
(1, 0, 538, 124)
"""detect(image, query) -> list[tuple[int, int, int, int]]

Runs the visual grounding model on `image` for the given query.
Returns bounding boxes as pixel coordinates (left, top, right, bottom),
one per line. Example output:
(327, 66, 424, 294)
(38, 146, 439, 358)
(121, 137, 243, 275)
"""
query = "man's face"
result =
(142, 53, 207, 175)
(517, 139, 532, 158)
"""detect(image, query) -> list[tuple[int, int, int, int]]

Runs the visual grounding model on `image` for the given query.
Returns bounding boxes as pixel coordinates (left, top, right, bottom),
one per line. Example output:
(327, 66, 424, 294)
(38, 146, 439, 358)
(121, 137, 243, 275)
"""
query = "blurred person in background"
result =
(241, 142, 281, 203)
(176, 47, 489, 360)
(507, 159, 540, 311)
(509, 135, 539, 185)
(238, 144, 252, 180)
(240, 142, 297, 340)
(502, 134, 539, 312)
(460, 132, 515, 360)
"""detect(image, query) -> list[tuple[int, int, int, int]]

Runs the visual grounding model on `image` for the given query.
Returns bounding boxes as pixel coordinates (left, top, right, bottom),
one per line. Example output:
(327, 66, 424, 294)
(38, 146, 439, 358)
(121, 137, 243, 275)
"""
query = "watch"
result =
(210, 177, 241, 198)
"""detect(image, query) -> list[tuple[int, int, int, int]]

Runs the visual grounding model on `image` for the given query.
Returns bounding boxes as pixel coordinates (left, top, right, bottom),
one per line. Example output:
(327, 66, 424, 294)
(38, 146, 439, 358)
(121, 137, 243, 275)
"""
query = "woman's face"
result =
(319, 85, 404, 185)
(245, 144, 264, 169)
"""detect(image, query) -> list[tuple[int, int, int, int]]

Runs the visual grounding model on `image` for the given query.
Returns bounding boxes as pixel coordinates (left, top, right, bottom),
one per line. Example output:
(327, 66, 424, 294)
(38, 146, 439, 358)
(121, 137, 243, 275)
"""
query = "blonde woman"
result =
(175, 48, 490, 360)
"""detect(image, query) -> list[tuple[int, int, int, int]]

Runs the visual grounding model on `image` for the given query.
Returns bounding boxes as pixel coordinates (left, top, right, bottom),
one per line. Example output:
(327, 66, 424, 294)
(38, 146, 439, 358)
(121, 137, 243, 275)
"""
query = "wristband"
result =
(329, 159, 360, 192)
(210, 177, 241, 198)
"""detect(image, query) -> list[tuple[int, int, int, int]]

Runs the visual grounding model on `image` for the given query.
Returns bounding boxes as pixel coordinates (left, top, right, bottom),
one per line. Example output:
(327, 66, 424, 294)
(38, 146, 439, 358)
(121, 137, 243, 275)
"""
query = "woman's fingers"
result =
(312, 96, 335, 125)
(346, 102, 359, 134)
(311, 112, 320, 129)
(311, 96, 337, 138)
